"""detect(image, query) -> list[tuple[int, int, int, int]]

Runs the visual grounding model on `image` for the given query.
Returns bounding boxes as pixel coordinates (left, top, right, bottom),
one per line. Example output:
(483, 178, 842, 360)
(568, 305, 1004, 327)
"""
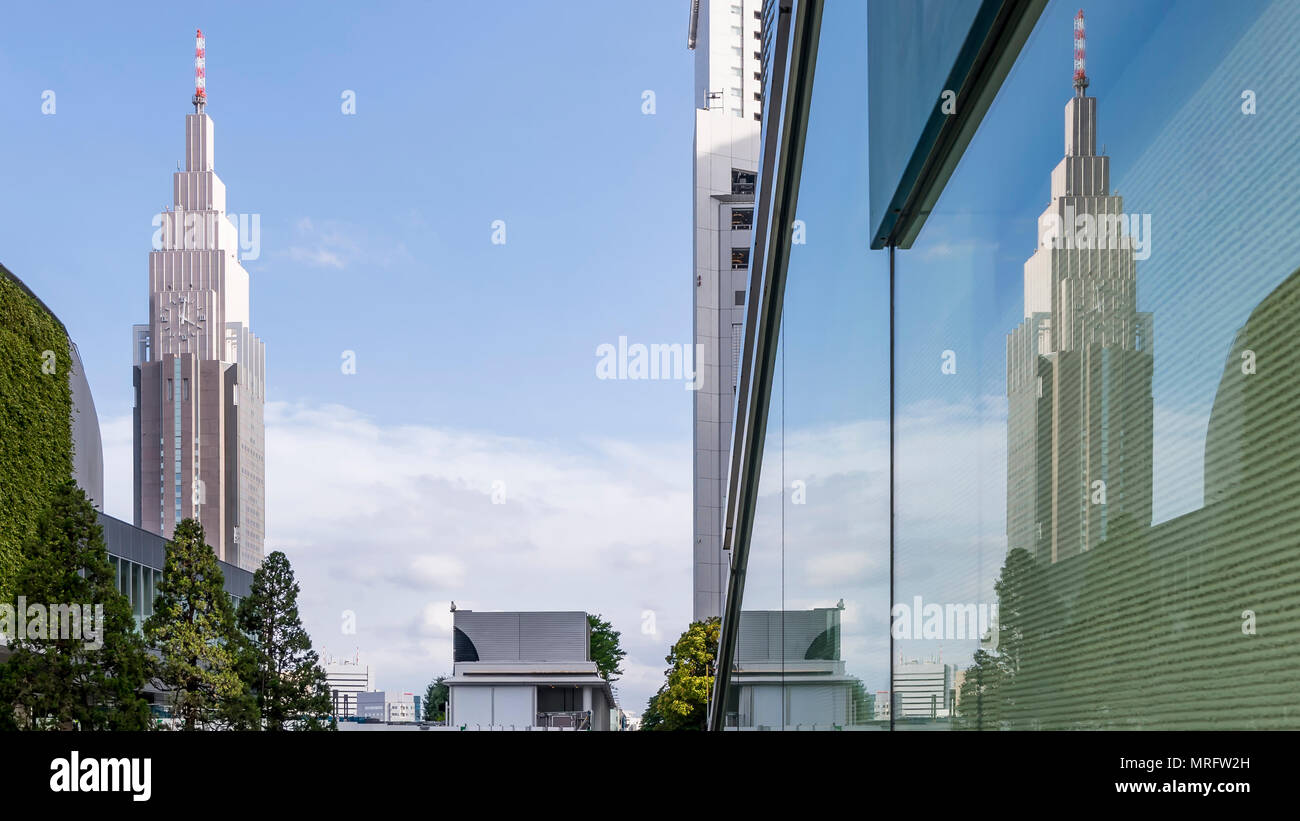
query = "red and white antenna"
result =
(193, 28, 207, 111)
(1073, 10, 1088, 93)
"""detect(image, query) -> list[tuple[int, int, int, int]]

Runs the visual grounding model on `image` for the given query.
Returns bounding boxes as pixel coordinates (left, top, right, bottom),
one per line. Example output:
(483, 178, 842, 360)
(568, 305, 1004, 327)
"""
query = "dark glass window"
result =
(731, 168, 757, 196)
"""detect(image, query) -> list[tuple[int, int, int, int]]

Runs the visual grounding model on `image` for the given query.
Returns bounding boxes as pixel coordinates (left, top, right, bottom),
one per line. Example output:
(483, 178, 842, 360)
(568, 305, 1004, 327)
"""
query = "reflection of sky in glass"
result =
(896, 0, 1299, 686)
(747, 0, 1300, 695)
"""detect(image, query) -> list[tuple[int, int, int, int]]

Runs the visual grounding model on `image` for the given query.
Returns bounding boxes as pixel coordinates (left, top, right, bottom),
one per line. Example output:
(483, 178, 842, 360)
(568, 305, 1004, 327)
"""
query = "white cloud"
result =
(404, 555, 467, 590)
(280, 217, 410, 270)
(102, 400, 693, 713)
(99, 390, 1209, 712)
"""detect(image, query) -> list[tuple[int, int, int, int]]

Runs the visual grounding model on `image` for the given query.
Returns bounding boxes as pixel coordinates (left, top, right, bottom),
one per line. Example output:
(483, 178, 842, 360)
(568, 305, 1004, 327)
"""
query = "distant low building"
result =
(873, 691, 891, 722)
(446, 610, 617, 731)
(893, 658, 956, 719)
(356, 691, 416, 723)
(323, 657, 375, 719)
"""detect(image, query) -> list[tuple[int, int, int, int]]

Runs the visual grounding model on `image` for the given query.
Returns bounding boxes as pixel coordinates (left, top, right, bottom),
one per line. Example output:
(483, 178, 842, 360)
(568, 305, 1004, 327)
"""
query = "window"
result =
(166, 379, 173, 401)
(731, 248, 750, 269)
(182, 377, 189, 401)
(732, 208, 754, 230)
(731, 168, 757, 196)
(735, 290, 746, 306)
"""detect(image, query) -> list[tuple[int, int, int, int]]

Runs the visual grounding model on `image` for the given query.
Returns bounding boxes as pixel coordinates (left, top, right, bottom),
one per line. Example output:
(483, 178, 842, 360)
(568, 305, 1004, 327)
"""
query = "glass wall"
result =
(721, 0, 1300, 730)
(724, 0, 890, 730)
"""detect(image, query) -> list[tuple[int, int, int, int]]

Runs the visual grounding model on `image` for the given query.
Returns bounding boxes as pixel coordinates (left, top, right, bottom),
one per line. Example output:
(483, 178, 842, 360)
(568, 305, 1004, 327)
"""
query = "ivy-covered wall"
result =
(0, 264, 73, 599)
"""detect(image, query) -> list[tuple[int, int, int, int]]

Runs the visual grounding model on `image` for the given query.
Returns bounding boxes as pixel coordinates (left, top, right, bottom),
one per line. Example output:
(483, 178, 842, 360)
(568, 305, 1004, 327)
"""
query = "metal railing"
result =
(535, 710, 591, 730)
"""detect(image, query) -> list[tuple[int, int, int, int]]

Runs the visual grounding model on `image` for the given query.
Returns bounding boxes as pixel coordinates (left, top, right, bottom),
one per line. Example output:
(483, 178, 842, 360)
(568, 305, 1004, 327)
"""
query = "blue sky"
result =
(0, 1, 695, 440)
(0, 1, 700, 710)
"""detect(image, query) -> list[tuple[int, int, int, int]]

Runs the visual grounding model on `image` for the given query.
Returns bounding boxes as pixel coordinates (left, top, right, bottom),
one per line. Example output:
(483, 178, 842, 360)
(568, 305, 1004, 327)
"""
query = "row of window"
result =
(109, 554, 243, 630)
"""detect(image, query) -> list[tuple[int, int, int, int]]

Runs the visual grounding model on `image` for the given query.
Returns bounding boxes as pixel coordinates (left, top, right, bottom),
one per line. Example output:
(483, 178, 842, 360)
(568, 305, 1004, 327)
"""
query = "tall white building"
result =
(132, 31, 266, 571)
(689, 0, 764, 621)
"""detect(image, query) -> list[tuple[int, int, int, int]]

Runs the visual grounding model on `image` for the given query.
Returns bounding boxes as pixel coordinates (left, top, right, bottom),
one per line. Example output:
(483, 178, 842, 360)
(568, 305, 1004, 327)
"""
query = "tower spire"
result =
(1073, 10, 1088, 94)
(193, 28, 206, 112)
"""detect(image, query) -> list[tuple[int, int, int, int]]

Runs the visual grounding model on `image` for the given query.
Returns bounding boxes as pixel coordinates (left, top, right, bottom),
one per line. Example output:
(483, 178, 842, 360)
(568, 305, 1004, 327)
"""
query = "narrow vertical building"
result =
(133, 30, 266, 571)
(1006, 12, 1152, 563)
(688, 1, 764, 621)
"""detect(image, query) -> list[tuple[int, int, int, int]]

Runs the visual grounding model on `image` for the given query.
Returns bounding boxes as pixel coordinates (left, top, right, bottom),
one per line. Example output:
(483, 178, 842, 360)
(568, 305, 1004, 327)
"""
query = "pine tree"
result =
(0, 480, 152, 730)
(236, 551, 333, 730)
(143, 517, 247, 730)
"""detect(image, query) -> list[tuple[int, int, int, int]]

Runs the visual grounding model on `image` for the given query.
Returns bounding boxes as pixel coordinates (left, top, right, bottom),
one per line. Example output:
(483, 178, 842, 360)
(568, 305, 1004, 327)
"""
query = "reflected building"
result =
(725, 606, 874, 729)
(1006, 61, 1153, 563)
(970, 267, 1300, 730)
(893, 657, 957, 719)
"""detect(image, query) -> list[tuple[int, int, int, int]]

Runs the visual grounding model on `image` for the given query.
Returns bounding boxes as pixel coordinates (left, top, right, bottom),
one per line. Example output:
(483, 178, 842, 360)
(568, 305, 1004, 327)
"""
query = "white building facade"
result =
(689, 0, 765, 621)
(892, 659, 957, 719)
(356, 691, 417, 723)
(323, 657, 375, 719)
(446, 610, 617, 731)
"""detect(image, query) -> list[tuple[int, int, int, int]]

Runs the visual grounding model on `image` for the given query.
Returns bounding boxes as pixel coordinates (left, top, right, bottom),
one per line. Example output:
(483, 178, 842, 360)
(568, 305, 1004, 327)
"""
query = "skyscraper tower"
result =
(133, 30, 266, 571)
(688, 1, 764, 621)
(1006, 11, 1153, 563)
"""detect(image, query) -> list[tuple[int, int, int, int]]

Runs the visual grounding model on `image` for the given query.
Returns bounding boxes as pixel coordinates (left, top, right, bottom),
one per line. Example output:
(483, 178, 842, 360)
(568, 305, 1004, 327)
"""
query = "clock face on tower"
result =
(159, 294, 206, 345)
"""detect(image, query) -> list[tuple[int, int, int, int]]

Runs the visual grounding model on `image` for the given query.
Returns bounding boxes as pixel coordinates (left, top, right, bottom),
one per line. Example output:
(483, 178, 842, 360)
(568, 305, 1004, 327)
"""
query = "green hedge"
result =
(0, 266, 73, 599)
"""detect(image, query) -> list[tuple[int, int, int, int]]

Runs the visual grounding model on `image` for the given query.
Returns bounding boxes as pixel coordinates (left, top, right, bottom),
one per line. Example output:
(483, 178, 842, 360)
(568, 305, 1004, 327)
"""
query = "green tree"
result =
(956, 647, 1003, 731)
(642, 618, 719, 731)
(144, 518, 247, 730)
(236, 551, 334, 730)
(587, 613, 626, 682)
(423, 676, 448, 722)
(639, 694, 665, 731)
(0, 480, 152, 730)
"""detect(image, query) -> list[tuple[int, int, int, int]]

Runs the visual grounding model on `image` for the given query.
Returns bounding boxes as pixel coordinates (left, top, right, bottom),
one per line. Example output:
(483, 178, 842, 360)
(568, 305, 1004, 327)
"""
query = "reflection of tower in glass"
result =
(1006, 14, 1152, 562)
